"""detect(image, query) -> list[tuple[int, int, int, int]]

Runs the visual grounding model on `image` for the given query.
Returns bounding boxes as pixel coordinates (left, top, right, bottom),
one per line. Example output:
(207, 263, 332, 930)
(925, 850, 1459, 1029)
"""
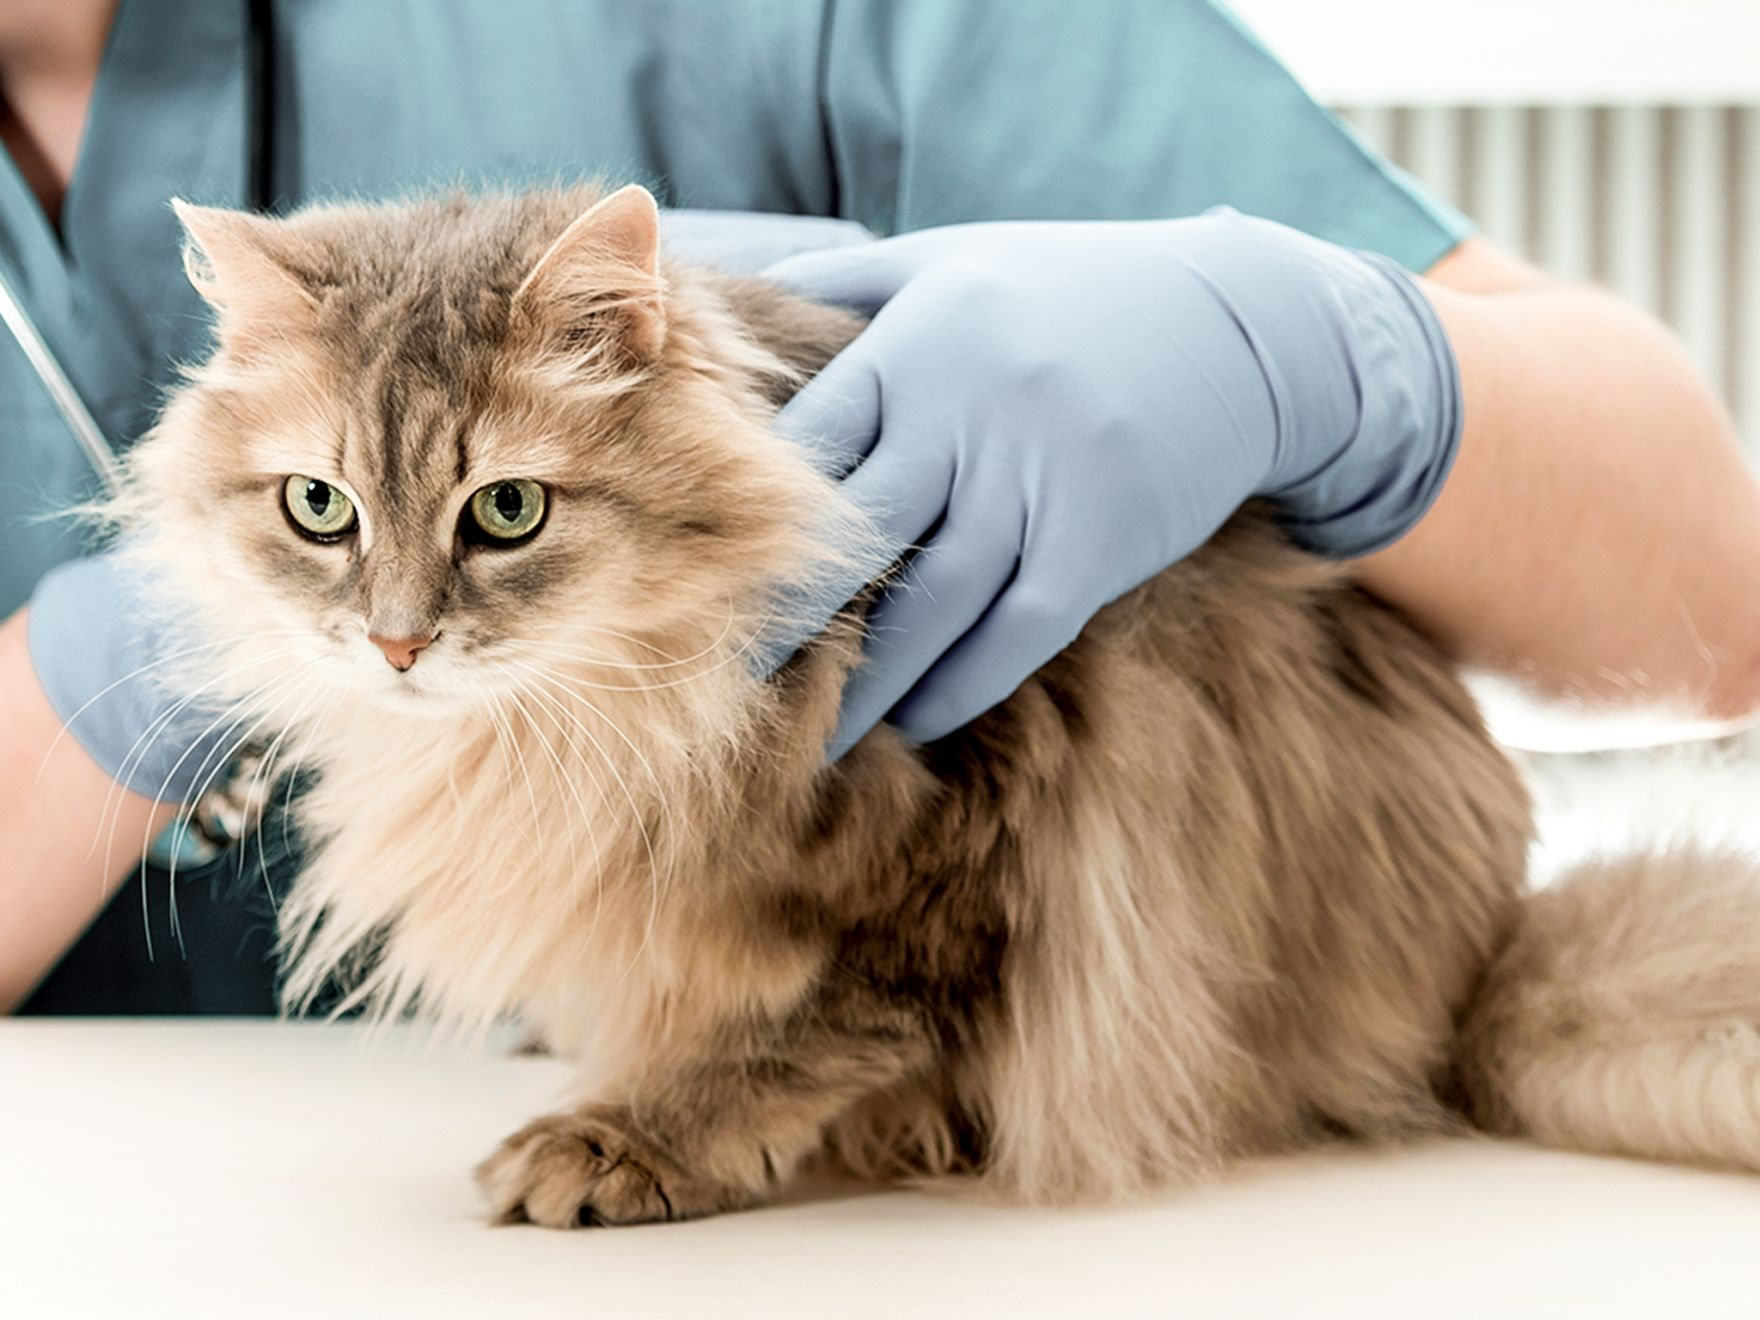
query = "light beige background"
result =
(3, 1019, 1758, 1320)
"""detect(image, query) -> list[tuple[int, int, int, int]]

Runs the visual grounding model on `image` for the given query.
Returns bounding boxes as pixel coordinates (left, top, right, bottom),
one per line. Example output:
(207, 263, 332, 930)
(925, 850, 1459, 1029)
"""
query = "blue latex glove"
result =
(25, 209, 878, 802)
(27, 550, 233, 801)
(765, 210, 1462, 758)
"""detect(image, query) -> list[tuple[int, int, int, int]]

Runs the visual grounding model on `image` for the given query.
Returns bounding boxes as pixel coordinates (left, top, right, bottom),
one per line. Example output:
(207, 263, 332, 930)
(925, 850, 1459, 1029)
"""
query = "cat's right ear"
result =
(172, 199, 318, 341)
(512, 184, 668, 368)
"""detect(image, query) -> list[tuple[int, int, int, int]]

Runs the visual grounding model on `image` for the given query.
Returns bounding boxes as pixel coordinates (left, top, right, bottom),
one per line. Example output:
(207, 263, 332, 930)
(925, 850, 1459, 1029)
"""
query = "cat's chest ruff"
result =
(292, 699, 815, 1037)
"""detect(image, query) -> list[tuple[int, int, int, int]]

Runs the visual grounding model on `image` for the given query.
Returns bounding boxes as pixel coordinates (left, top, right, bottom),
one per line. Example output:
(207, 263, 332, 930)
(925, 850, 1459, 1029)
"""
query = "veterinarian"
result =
(5, 0, 1759, 1014)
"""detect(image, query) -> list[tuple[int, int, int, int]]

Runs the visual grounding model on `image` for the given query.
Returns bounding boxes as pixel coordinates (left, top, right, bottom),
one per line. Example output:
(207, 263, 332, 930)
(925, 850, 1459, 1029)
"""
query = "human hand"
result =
(765, 211, 1462, 757)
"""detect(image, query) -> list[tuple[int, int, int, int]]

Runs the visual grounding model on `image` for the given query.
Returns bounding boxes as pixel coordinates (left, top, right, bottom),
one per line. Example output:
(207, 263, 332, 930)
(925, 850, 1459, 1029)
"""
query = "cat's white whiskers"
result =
(88, 638, 312, 871)
(474, 678, 548, 862)
(93, 639, 309, 839)
(504, 686, 587, 900)
(108, 661, 308, 960)
(91, 641, 312, 930)
(242, 677, 334, 913)
(276, 696, 335, 866)
(465, 676, 531, 853)
(500, 592, 742, 673)
(158, 664, 323, 953)
(503, 656, 699, 988)
(142, 656, 315, 868)
(33, 628, 309, 787)
(511, 608, 777, 695)
(493, 669, 616, 954)
(510, 658, 683, 828)
(499, 657, 671, 982)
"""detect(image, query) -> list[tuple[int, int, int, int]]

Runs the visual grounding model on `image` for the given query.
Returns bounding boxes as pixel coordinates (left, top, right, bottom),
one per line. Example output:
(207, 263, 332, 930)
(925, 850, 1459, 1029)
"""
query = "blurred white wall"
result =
(1237, 0, 1760, 454)
(1232, 0, 1760, 105)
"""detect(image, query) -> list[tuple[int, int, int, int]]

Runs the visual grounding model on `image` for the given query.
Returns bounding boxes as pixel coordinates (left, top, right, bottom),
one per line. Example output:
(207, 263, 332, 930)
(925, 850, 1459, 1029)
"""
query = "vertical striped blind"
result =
(1339, 104, 1759, 453)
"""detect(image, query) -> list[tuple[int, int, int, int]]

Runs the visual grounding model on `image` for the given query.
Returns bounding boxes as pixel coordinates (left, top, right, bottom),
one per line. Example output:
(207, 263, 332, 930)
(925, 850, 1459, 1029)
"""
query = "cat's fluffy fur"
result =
(117, 183, 1760, 1226)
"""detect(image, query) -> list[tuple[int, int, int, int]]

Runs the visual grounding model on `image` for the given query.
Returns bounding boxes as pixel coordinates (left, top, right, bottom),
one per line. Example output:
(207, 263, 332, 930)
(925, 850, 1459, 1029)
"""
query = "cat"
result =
(112, 182, 1760, 1227)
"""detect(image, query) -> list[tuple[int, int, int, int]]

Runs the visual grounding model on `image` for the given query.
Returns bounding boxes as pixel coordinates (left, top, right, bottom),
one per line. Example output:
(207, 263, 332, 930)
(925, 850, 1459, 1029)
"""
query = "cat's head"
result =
(124, 185, 867, 733)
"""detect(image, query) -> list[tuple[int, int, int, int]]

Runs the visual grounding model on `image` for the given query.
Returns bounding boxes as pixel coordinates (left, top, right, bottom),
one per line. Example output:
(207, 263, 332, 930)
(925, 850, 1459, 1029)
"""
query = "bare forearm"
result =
(1360, 260, 1760, 723)
(0, 608, 167, 1012)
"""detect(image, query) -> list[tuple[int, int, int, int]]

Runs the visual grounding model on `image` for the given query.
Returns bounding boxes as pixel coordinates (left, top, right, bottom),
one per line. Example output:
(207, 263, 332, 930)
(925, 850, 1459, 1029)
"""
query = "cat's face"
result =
(131, 186, 838, 719)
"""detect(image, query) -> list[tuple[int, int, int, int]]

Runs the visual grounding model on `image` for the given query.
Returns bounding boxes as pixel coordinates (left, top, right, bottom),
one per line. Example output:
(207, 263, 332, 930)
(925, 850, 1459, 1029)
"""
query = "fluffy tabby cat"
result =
(115, 183, 1760, 1227)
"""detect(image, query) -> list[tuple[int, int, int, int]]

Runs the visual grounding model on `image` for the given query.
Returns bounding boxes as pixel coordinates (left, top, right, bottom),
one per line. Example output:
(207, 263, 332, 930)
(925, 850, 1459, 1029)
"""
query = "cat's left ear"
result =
(172, 199, 319, 336)
(513, 184, 667, 363)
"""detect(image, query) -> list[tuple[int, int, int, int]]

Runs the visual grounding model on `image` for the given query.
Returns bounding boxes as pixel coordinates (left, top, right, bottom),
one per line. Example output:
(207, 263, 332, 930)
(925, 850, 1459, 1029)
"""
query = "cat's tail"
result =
(1453, 847, 1760, 1171)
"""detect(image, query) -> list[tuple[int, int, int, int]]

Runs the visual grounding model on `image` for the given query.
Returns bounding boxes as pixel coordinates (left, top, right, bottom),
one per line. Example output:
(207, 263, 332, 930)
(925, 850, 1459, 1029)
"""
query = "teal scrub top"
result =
(4, 0, 1469, 1013)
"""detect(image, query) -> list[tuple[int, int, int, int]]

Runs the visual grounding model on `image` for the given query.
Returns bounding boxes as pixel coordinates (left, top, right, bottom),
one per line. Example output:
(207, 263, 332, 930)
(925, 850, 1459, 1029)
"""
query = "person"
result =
(5, 0, 1759, 1015)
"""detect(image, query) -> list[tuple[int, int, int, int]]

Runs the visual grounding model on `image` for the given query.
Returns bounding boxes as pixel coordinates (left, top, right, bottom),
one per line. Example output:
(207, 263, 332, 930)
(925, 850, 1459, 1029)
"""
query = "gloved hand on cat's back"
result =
(764, 210, 1464, 759)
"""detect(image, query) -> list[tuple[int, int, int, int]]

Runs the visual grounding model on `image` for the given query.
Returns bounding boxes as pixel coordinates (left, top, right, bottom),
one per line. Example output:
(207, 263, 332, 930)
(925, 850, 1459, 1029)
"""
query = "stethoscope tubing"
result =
(3, 0, 271, 499)
(0, 261, 121, 493)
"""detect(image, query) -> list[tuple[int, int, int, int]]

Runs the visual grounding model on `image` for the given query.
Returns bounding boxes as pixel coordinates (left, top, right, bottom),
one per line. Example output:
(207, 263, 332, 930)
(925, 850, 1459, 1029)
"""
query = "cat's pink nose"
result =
(369, 632, 435, 672)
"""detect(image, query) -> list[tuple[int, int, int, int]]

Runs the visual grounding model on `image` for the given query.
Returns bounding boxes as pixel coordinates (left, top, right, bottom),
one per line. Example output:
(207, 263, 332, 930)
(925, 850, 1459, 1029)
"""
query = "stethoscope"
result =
(0, 0, 275, 497)
(0, 1, 277, 862)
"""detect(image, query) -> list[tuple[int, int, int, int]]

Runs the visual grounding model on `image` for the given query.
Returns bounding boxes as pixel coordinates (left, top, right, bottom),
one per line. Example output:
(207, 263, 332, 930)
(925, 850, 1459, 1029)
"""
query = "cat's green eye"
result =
(467, 479, 547, 544)
(282, 476, 358, 541)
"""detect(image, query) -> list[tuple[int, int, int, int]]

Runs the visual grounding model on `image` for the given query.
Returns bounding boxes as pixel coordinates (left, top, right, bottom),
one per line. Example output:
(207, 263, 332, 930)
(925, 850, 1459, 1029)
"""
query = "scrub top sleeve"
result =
(817, 0, 1471, 272)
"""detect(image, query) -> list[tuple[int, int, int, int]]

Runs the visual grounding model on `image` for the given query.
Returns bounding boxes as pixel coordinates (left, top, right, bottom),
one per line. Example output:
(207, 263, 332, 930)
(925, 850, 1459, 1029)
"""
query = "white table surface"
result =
(3, 1019, 1757, 1320)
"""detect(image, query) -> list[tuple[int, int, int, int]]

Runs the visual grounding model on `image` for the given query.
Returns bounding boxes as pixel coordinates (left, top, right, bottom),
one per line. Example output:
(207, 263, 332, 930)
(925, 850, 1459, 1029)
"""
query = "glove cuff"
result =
(1262, 244, 1465, 559)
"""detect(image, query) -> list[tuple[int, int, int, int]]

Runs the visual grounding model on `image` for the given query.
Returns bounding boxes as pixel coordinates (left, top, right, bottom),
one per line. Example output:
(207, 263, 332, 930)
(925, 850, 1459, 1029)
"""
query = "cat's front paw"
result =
(476, 1107, 742, 1228)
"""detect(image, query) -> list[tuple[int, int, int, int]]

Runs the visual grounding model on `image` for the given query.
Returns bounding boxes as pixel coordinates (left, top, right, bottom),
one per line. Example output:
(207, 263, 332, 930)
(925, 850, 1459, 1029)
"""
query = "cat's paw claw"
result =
(476, 1110, 689, 1228)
